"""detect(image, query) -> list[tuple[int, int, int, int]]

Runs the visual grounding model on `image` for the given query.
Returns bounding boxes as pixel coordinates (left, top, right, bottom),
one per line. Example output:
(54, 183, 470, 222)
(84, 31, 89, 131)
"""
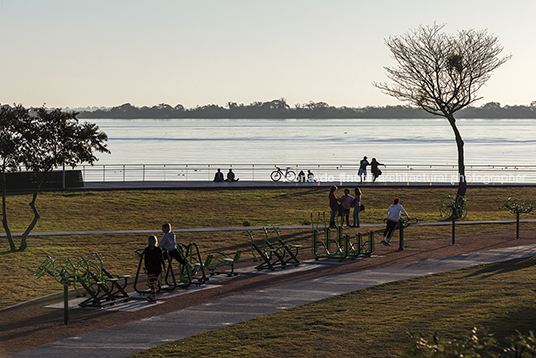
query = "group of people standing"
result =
(329, 186, 362, 228)
(328, 186, 411, 246)
(358, 156, 384, 182)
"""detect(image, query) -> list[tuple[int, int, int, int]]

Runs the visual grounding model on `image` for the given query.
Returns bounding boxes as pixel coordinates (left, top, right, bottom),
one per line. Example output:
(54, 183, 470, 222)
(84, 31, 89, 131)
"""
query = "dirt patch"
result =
(1, 231, 535, 356)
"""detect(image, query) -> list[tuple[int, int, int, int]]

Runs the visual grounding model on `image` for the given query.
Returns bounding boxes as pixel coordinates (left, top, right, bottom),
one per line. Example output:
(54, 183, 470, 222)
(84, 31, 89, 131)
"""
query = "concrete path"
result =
(76, 180, 536, 191)
(7, 243, 536, 358)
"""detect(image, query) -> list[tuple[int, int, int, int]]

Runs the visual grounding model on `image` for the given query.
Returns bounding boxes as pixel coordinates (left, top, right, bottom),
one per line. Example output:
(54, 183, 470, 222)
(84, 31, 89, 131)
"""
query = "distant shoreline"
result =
(76, 100, 536, 119)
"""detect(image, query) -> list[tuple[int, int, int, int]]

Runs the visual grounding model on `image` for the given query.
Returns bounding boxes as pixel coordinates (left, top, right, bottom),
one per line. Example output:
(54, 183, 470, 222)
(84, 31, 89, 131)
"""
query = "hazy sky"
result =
(1, 0, 534, 109)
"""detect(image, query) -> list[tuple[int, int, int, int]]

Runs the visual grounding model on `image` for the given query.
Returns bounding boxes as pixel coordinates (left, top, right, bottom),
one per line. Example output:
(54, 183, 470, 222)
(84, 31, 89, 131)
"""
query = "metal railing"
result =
(77, 164, 536, 185)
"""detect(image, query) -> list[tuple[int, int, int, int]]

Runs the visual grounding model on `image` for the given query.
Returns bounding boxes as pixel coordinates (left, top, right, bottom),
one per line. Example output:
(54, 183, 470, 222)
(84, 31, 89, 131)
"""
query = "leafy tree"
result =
(0, 105, 110, 252)
(374, 23, 511, 198)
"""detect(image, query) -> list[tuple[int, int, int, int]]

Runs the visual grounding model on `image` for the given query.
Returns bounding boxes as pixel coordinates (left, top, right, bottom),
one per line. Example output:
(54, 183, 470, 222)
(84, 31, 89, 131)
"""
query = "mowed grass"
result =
(1, 186, 535, 309)
(130, 256, 536, 358)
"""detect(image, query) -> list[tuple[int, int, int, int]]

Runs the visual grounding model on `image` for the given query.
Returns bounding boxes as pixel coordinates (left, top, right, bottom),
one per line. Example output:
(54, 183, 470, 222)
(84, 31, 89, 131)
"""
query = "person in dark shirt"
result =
(358, 156, 370, 182)
(227, 168, 239, 182)
(213, 168, 224, 182)
(144, 235, 165, 303)
(370, 158, 384, 182)
(328, 185, 339, 228)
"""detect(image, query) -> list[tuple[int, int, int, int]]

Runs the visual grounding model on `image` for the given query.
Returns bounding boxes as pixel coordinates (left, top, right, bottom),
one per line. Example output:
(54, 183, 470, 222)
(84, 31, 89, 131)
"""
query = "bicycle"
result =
(270, 166, 296, 182)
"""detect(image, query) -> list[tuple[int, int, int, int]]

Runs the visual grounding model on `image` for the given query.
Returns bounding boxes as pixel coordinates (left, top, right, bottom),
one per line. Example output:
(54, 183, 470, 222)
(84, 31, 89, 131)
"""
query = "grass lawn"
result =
(1, 186, 536, 308)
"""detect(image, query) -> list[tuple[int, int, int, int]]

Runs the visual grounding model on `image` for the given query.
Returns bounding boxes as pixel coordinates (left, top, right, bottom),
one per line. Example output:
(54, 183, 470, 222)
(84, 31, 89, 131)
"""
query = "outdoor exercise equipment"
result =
(205, 250, 242, 276)
(440, 193, 468, 220)
(133, 248, 164, 295)
(388, 217, 419, 251)
(180, 242, 209, 285)
(499, 197, 535, 239)
(311, 212, 374, 260)
(440, 193, 468, 245)
(35, 254, 131, 325)
(247, 227, 301, 270)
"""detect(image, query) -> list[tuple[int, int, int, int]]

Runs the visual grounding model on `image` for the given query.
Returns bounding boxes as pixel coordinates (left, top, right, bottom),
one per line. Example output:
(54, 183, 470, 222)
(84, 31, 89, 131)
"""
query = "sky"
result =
(0, 0, 534, 109)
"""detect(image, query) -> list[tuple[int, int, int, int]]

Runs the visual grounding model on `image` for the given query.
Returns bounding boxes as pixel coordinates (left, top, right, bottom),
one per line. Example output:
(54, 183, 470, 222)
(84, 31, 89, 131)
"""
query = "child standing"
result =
(338, 189, 354, 227)
(144, 235, 165, 303)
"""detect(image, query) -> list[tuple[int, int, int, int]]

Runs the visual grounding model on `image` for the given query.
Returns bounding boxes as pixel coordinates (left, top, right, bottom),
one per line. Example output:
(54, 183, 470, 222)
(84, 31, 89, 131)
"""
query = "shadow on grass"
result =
(485, 305, 536, 342)
(464, 256, 536, 278)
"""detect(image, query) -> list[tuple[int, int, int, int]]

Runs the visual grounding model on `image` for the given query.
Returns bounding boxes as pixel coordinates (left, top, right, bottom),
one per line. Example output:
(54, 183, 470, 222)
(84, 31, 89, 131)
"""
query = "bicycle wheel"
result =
(285, 170, 296, 182)
(271, 171, 282, 182)
(439, 194, 454, 219)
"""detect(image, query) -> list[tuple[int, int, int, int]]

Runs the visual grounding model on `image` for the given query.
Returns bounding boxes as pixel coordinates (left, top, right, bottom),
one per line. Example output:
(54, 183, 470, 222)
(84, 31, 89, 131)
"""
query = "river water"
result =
(88, 118, 534, 167)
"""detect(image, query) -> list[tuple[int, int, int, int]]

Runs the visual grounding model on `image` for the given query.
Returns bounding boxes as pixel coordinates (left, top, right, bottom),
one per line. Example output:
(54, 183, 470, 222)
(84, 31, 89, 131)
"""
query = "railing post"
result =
(186, 165, 188, 181)
(143, 165, 145, 182)
(123, 165, 125, 182)
(397, 218, 405, 252)
(63, 282, 69, 325)
(103, 165, 105, 182)
(252, 164, 255, 181)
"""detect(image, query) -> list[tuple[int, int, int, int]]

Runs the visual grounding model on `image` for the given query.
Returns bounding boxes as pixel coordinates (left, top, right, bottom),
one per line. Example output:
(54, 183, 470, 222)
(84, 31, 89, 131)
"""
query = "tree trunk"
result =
(19, 174, 45, 251)
(447, 114, 467, 198)
(1, 172, 17, 252)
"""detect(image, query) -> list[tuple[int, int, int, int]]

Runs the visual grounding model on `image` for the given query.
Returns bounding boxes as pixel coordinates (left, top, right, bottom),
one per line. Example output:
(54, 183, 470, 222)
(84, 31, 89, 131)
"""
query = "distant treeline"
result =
(78, 99, 536, 119)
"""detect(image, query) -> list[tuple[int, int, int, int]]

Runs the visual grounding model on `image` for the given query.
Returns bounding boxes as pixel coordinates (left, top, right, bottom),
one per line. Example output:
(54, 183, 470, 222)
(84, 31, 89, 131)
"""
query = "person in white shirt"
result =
(159, 223, 193, 271)
(381, 197, 410, 246)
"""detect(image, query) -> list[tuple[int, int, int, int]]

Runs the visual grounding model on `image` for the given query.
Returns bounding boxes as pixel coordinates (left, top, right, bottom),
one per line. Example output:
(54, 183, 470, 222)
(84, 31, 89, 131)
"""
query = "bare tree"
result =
(374, 23, 511, 198)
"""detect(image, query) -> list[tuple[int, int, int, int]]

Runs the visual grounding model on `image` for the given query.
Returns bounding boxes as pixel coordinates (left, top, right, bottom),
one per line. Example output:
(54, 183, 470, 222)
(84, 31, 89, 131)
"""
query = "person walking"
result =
(352, 187, 362, 227)
(370, 158, 384, 182)
(144, 235, 165, 303)
(328, 185, 339, 228)
(381, 197, 410, 246)
(358, 156, 370, 182)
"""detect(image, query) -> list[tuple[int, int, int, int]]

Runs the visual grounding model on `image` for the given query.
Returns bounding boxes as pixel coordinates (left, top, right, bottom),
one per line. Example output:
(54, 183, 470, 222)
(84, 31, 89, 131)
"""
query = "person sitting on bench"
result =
(213, 168, 224, 182)
(227, 169, 239, 182)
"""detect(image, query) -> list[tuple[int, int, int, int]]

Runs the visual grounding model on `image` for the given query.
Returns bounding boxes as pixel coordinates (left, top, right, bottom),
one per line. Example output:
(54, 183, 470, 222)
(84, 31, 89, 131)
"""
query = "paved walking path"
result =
(7, 243, 536, 358)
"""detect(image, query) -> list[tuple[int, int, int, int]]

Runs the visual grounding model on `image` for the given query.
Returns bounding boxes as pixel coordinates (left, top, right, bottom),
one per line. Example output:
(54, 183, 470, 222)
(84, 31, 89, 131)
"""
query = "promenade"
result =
(79, 179, 535, 191)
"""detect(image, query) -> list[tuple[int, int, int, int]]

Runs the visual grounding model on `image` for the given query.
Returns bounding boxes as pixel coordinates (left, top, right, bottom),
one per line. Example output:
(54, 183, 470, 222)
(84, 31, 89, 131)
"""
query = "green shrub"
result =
(404, 328, 536, 357)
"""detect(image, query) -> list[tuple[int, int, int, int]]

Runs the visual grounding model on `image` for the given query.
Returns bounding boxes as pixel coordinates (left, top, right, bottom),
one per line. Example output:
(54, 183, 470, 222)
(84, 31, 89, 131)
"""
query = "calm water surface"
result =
(89, 118, 535, 166)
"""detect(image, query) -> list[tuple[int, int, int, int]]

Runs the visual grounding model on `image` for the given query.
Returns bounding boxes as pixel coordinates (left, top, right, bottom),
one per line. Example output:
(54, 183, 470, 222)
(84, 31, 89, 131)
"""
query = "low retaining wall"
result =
(3, 170, 84, 190)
